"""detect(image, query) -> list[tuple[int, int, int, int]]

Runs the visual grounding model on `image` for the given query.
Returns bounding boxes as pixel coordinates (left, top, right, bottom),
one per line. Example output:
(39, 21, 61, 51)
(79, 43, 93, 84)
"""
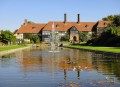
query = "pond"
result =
(0, 46, 120, 87)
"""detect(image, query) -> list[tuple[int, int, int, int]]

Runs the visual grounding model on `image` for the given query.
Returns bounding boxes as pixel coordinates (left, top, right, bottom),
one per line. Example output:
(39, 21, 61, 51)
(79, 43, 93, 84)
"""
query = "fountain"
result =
(48, 22, 60, 53)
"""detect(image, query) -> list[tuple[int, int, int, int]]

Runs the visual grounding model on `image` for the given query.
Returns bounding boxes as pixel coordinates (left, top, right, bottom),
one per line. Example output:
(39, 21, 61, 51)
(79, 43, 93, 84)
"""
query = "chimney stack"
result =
(77, 14, 80, 23)
(64, 13, 67, 24)
(24, 19, 28, 25)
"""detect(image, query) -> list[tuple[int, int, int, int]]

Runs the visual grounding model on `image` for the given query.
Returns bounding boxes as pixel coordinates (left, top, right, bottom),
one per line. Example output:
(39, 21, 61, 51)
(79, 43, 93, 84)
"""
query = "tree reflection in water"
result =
(0, 47, 120, 87)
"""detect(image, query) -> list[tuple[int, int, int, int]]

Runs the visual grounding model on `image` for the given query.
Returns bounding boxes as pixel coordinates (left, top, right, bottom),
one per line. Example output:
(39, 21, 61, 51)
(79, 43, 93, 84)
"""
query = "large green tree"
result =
(93, 26, 120, 46)
(89, 14, 120, 46)
(0, 30, 16, 44)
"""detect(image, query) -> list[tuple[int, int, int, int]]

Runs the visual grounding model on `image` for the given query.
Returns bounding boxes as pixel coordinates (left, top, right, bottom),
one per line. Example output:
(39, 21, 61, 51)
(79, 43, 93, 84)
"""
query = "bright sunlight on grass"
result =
(66, 45, 120, 53)
(0, 45, 26, 51)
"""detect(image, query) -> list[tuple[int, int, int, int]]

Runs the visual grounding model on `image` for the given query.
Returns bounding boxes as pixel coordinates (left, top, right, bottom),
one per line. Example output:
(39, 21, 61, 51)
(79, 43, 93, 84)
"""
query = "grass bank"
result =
(66, 45, 120, 53)
(0, 45, 27, 51)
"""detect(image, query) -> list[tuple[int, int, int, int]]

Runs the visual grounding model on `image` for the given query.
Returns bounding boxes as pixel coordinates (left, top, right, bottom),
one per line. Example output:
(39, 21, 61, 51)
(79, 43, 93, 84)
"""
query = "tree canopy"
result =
(25, 34, 40, 43)
(113, 15, 120, 27)
(102, 15, 115, 21)
(79, 32, 88, 42)
(0, 30, 16, 44)
(88, 14, 120, 46)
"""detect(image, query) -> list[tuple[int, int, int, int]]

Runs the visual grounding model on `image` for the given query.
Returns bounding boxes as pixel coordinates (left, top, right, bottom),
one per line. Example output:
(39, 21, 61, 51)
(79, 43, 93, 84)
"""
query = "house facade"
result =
(15, 14, 111, 43)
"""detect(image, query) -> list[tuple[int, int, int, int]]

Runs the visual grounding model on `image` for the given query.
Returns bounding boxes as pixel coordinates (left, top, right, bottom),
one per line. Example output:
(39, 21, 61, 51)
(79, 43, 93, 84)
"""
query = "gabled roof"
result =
(16, 23, 46, 34)
(43, 21, 96, 32)
(97, 20, 112, 28)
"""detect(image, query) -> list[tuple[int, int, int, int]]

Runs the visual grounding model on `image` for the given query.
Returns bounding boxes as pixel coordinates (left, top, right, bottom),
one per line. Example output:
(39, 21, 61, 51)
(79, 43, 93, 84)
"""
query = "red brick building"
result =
(15, 14, 111, 43)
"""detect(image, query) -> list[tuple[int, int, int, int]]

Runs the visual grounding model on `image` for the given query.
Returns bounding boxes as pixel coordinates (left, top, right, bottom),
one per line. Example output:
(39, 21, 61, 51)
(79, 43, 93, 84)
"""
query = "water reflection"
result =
(92, 52, 120, 81)
(0, 47, 120, 87)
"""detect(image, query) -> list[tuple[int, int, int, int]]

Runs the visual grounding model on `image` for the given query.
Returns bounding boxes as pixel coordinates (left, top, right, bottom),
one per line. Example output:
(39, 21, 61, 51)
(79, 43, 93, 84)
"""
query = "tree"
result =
(0, 30, 16, 44)
(24, 33, 40, 43)
(32, 35, 40, 43)
(91, 26, 120, 46)
(60, 35, 69, 41)
(79, 32, 91, 42)
(102, 15, 114, 21)
(113, 14, 120, 27)
(28, 21, 35, 24)
(89, 14, 120, 46)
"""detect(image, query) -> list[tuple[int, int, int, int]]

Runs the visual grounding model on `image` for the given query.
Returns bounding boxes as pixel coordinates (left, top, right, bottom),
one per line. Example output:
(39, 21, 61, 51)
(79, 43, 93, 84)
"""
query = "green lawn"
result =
(0, 45, 27, 51)
(66, 45, 120, 53)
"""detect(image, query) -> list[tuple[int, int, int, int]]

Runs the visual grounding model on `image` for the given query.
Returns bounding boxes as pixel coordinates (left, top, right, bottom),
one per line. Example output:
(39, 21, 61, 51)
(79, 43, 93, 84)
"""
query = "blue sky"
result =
(0, 0, 120, 31)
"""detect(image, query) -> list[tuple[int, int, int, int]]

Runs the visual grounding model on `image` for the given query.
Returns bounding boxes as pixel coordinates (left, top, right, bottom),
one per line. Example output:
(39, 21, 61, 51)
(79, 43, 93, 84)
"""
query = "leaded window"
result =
(70, 27, 78, 34)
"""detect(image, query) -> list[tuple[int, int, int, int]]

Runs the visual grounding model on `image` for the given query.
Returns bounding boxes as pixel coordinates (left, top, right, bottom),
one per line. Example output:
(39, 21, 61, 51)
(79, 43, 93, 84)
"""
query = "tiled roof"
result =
(71, 22, 96, 31)
(16, 20, 111, 34)
(43, 21, 96, 32)
(16, 23, 46, 34)
(43, 22, 64, 31)
(97, 20, 112, 28)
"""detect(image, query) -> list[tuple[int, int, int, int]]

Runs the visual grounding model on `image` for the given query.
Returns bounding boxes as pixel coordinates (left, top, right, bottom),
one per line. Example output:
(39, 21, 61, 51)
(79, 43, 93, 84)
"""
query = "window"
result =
(42, 31, 50, 35)
(32, 27, 36, 30)
(85, 24, 89, 28)
(97, 28, 103, 33)
(56, 24, 59, 28)
(70, 27, 78, 34)
(104, 22, 107, 27)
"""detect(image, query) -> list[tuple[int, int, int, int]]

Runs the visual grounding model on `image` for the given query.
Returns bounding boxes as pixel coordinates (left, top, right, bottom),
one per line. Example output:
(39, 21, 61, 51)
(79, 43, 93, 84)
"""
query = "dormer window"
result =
(85, 24, 89, 28)
(32, 27, 36, 30)
(104, 22, 107, 27)
(56, 24, 59, 28)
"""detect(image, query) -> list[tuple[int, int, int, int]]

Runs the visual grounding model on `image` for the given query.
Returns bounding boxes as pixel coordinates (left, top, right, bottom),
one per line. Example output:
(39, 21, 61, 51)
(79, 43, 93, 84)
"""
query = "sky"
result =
(0, 0, 120, 32)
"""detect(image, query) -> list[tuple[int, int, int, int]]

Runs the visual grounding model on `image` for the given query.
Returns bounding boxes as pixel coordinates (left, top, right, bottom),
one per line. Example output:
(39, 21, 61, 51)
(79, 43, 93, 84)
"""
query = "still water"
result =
(0, 47, 120, 87)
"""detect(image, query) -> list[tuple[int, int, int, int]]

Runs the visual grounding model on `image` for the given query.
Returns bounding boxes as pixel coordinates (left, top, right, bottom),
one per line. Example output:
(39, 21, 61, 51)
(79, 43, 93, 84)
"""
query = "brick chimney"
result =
(77, 14, 80, 24)
(24, 19, 28, 25)
(64, 13, 67, 24)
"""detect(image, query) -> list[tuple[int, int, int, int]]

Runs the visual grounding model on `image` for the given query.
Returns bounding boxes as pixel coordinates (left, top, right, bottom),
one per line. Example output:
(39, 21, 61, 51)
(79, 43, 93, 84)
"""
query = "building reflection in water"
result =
(64, 69, 67, 80)
(17, 48, 96, 80)
(1, 47, 120, 81)
(77, 69, 80, 79)
(64, 68, 80, 80)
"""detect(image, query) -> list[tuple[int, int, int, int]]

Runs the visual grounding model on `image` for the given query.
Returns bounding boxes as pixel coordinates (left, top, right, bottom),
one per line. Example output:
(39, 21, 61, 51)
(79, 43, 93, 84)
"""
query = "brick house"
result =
(15, 19, 46, 43)
(15, 14, 111, 43)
